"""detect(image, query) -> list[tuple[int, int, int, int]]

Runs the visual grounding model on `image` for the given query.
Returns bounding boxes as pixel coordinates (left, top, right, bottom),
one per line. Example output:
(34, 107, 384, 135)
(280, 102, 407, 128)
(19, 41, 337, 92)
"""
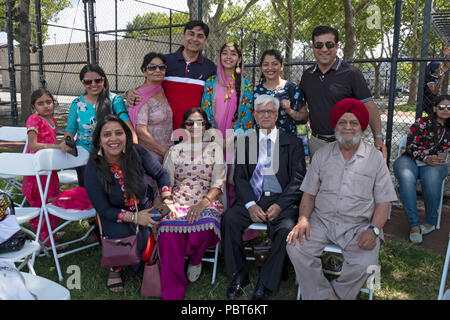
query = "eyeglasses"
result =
(146, 64, 167, 72)
(313, 41, 336, 49)
(82, 76, 104, 85)
(438, 104, 450, 111)
(255, 109, 277, 116)
(185, 120, 205, 127)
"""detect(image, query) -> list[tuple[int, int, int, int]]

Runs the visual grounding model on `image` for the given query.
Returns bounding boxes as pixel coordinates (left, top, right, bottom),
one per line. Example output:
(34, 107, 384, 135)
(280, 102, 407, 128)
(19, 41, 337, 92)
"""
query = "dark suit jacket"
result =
(233, 129, 306, 211)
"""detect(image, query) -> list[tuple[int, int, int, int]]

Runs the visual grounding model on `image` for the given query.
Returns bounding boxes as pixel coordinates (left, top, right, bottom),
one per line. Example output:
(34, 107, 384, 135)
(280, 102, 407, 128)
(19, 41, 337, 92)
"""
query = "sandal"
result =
(187, 263, 202, 282)
(409, 231, 422, 244)
(107, 270, 124, 293)
(420, 224, 435, 235)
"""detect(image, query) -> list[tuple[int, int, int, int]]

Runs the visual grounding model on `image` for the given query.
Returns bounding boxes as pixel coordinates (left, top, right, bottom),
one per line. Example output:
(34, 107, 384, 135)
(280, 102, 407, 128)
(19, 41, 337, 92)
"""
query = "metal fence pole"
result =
(115, 0, 118, 91)
(88, 0, 97, 65)
(6, 0, 18, 126)
(415, 0, 433, 119)
(385, 0, 403, 166)
(169, 9, 173, 53)
(83, 0, 90, 63)
(198, 0, 202, 21)
(35, 0, 46, 88)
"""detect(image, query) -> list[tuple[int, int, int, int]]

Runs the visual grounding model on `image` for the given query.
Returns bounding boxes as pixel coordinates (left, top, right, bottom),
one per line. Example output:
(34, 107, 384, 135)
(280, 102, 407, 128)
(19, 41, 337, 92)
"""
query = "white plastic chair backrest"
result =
(33, 147, 89, 172)
(0, 153, 36, 176)
(397, 135, 408, 158)
(0, 126, 28, 153)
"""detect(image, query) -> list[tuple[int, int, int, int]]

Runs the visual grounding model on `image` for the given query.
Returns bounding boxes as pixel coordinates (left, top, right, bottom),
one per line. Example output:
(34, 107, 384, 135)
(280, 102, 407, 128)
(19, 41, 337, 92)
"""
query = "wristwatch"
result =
(374, 134, 384, 140)
(368, 225, 380, 237)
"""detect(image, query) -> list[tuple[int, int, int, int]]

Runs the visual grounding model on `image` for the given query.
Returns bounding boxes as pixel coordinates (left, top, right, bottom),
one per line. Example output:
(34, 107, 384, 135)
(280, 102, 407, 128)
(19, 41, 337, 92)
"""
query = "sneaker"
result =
(322, 254, 344, 276)
(187, 263, 202, 282)
(419, 224, 435, 235)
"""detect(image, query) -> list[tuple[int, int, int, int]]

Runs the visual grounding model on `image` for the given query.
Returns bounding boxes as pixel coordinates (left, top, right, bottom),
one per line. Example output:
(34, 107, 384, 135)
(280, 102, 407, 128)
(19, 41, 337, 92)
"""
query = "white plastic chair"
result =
(31, 147, 97, 281)
(0, 240, 41, 275)
(21, 272, 71, 300)
(389, 134, 447, 229)
(296, 244, 375, 300)
(0, 126, 28, 207)
(438, 234, 450, 300)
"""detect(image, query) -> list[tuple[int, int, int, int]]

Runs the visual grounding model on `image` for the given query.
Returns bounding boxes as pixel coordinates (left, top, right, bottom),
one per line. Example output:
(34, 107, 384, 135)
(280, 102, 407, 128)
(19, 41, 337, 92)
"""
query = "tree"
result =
(0, 0, 71, 122)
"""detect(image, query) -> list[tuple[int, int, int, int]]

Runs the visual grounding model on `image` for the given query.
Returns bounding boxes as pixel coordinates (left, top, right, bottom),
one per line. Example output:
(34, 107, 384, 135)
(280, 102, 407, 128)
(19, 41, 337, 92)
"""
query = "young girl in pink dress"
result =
(22, 89, 69, 245)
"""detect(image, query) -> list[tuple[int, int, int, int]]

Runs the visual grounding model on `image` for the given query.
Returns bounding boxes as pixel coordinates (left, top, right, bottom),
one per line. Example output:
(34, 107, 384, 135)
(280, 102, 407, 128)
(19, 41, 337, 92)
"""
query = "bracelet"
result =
(163, 195, 174, 202)
(374, 134, 384, 140)
(159, 186, 172, 193)
(130, 212, 136, 223)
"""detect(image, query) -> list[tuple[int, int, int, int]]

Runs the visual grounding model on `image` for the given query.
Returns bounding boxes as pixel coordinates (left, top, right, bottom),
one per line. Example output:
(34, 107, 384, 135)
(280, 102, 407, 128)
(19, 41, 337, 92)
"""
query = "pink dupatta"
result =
(128, 85, 163, 128)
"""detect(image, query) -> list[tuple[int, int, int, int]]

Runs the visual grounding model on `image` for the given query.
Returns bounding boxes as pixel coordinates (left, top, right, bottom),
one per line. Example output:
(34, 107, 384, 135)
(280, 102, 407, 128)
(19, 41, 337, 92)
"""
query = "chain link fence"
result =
(1, 0, 449, 167)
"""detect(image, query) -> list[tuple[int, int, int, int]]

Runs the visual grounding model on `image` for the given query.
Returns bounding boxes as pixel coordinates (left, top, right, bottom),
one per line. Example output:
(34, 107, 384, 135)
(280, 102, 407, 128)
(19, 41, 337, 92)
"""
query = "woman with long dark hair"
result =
(201, 42, 254, 207)
(84, 114, 172, 293)
(65, 64, 137, 185)
(254, 49, 307, 135)
(394, 95, 450, 244)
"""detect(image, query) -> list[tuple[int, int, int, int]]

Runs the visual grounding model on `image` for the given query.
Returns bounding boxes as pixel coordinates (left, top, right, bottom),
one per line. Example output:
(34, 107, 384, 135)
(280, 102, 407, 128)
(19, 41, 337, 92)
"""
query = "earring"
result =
(235, 66, 241, 74)
(122, 148, 126, 154)
(97, 147, 103, 157)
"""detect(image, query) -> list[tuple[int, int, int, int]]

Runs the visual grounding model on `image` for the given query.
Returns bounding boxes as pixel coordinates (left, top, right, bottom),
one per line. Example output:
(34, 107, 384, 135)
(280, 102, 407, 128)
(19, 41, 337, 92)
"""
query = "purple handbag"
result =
(98, 204, 140, 269)
(140, 243, 162, 298)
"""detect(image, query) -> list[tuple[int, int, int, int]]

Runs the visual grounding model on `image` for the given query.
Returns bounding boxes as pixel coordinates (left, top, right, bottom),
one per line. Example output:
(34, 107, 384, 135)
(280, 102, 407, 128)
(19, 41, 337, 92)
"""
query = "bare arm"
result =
(125, 120, 139, 144)
(364, 100, 387, 158)
(286, 192, 315, 245)
(28, 131, 68, 152)
(356, 202, 390, 250)
(136, 124, 169, 157)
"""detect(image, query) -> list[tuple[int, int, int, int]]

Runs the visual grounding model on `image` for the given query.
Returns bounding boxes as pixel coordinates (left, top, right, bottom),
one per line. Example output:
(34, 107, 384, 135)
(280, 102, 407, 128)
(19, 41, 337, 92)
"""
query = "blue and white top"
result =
(65, 92, 130, 152)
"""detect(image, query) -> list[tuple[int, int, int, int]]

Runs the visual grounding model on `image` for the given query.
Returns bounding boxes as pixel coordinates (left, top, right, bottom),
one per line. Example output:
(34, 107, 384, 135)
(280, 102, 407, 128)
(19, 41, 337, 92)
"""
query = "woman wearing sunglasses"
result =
(132, 52, 173, 164)
(158, 108, 225, 300)
(65, 64, 137, 186)
(394, 95, 450, 244)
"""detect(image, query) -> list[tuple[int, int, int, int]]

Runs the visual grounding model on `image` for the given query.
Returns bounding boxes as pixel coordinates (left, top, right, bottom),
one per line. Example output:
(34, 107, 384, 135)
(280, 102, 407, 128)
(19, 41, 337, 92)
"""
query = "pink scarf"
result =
(128, 85, 163, 128)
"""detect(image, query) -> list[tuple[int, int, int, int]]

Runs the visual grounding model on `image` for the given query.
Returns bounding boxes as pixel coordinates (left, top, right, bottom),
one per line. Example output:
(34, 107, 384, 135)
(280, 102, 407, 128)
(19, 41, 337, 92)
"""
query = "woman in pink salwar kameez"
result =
(158, 108, 225, 300)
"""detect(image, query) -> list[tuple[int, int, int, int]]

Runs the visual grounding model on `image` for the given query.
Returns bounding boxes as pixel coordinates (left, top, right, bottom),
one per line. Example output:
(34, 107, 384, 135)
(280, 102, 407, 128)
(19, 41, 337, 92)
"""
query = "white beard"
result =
(335, 130, 362, 147)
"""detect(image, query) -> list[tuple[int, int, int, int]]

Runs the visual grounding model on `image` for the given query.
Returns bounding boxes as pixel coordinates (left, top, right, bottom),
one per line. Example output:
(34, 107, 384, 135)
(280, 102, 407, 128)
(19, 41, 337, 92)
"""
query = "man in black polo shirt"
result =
(127, 20, 216, 130)
(300, 25, 386, 158)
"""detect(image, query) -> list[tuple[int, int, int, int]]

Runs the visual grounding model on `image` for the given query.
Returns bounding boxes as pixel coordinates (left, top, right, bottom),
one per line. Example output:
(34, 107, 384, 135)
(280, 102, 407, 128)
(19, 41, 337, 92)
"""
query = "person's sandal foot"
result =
(409, 231, 422, 244)
(107, 270, 124, 293)
(187, 263, 202, 282)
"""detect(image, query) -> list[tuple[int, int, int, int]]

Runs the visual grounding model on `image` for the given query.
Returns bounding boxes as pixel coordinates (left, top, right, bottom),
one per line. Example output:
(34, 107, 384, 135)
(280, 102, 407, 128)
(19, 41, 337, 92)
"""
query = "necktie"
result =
(250, 137, 271, 200)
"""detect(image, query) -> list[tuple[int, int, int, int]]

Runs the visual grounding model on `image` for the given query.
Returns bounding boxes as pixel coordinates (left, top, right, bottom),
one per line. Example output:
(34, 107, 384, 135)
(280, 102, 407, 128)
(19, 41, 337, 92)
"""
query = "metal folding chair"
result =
(0, 126, 28, 207)
(32, 147, 97, 281)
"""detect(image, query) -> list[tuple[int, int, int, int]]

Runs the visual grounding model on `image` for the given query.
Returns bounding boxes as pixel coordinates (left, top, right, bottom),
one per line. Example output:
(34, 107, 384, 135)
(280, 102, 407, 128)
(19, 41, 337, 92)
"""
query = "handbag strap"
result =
(97, 197, 140, 238)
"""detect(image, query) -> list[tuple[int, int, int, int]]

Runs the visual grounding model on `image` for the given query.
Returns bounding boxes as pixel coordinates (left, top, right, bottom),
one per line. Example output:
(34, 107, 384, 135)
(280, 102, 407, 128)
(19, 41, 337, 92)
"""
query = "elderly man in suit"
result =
(221, 94, 306, 300)
(286, 98, 397, 300)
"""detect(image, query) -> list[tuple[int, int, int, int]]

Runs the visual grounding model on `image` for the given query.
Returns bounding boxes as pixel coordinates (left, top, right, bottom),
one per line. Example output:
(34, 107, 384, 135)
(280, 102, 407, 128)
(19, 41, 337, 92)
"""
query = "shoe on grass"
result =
(187, 263, 202, 282)
(409, 232, 422, 244)
(419, 224, 435, 235)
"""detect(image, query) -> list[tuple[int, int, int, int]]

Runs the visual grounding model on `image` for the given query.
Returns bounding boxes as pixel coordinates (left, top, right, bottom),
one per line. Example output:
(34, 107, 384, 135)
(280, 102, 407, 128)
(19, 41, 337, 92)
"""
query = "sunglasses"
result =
(146, 64, 167, 72)
(437, 104, 450, 111)
(313, 41, 336, 49)
(185, 120, 205, 127)
(82, 76, 104, 85)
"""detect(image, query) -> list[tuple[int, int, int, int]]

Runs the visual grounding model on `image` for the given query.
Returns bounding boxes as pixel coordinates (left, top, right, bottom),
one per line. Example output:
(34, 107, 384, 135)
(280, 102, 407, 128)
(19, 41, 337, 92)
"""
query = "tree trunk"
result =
(17, 0, 32, 122)
(372, 62, 381, 99)
(283, 0, 294, 80)
(342, 0, 356, 60)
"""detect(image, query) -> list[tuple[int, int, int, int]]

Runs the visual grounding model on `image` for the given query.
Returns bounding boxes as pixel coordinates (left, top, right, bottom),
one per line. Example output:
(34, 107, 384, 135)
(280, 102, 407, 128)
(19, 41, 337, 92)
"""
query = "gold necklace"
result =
(224, 75, 235, 101)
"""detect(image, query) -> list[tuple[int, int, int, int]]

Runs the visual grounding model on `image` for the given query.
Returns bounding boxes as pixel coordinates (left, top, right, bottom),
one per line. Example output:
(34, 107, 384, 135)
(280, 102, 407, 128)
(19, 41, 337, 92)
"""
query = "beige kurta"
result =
(287, 141, 397, 300)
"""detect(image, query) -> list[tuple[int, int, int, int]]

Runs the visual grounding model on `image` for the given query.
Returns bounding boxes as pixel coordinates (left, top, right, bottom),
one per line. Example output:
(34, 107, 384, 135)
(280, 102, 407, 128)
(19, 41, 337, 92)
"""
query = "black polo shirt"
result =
(299, 58, 373, 135)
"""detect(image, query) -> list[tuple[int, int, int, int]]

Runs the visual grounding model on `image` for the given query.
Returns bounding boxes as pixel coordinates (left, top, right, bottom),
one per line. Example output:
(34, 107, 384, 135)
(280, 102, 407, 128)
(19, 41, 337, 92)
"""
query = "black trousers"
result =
(221, 195, 297, 292)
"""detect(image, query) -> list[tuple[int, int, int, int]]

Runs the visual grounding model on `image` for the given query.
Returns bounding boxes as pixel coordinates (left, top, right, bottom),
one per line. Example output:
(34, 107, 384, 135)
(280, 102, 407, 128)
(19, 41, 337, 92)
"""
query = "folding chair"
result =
(21, 272, 71, 300)
(0, 240, 41, 275)
(32, 146, 97, 281)
(296, 244, 375, 300)
(0, 126, 28, 207)
(438, 233, 450, 300)
(389, 134, 447, 229)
